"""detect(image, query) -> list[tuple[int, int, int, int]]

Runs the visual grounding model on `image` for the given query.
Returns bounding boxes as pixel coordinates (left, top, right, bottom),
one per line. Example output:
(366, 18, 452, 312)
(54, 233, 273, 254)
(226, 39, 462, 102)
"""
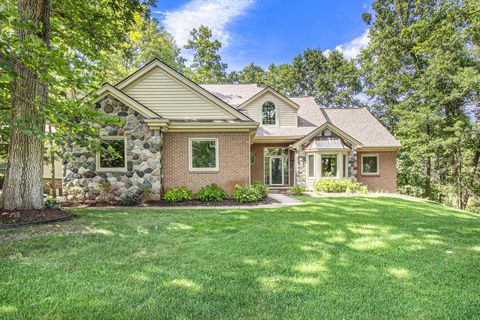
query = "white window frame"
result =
(188, 138, 219, 172)
(261, 101, 278, 126)
(307, 154, 315, 178)
(361, 154, 380, 175)
(96, 136, 127, 172)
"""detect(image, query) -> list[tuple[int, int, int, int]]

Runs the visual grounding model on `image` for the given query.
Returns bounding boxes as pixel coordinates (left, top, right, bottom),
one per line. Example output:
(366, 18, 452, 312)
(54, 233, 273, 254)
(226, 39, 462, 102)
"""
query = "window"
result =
(307, 154, 315, 178)
(362, 154, 379, 175)
(97, 137, 126, 171)
(262, 101, 276, 125)
(321, 154, 337, 177)
(189, 138, 219, 171)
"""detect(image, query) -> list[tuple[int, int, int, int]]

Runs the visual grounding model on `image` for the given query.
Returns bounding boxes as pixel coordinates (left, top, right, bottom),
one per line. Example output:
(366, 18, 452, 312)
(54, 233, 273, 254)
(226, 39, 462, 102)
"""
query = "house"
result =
(63, 59, 401, 200)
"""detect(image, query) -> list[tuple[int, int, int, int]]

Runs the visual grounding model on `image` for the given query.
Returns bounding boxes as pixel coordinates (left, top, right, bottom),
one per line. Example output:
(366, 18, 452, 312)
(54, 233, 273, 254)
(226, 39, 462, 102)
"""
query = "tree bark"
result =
(1, 0, 50, 210)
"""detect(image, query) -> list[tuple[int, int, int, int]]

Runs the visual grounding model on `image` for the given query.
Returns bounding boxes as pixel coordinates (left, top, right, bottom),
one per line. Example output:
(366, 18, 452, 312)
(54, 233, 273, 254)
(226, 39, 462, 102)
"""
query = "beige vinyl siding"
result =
(242, 93, 297, 127)
(123, 68, 235, 119)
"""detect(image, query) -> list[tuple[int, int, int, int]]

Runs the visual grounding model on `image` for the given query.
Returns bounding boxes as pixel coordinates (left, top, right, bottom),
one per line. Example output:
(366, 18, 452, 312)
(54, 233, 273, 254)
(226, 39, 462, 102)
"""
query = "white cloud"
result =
(334, 29, 370, 59)
(159, 0, 255, 48)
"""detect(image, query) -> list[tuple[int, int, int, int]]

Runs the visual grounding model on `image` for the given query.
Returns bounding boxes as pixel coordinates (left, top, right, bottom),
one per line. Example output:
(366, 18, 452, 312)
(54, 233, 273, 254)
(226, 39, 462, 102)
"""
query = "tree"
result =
(184, 25, 227, 83)
(238, 63, 266, 84)
(315, 50, 364, 108)
(359, 0, 480, 208)
(0, 0, 153, 209)
(99, 15, 185, 83)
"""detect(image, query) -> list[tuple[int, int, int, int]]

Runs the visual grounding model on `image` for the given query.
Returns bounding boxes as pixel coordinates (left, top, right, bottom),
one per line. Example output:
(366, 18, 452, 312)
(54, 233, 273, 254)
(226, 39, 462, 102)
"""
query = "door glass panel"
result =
(271, 158, 283, 185)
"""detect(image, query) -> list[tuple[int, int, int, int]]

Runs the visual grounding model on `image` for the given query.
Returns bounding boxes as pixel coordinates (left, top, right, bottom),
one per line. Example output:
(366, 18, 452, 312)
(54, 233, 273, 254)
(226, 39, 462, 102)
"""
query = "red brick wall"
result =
(163, 131, 250, 194)
(250, 143, 294, 185)
(356, 151, 398, 193)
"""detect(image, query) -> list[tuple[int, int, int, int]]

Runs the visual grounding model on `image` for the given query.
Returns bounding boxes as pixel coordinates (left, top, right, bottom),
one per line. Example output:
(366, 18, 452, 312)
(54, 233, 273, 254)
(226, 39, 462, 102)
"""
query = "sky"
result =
(152, 0, 372, 71)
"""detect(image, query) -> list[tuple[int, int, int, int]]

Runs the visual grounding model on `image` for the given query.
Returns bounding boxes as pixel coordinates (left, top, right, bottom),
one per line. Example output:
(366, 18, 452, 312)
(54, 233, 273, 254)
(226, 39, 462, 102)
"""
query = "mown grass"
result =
(1, 196, 479, 319)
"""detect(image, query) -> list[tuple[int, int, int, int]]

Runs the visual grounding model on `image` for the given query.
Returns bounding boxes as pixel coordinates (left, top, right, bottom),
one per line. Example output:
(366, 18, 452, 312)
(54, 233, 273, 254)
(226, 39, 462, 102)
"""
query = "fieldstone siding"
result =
(63, 95, 163, 201)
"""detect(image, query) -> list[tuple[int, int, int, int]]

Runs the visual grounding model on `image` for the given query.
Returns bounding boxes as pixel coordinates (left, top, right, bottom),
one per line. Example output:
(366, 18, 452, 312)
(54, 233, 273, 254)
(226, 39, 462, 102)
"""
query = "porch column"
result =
(349, 148, 357, 181)
(295, 148, 306, 187)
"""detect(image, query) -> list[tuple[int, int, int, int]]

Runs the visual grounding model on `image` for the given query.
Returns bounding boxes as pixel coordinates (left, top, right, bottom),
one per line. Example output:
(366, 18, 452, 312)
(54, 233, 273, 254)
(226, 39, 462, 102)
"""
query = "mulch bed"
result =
(60, 197, 280, 208)
(0, 209, 73, 229)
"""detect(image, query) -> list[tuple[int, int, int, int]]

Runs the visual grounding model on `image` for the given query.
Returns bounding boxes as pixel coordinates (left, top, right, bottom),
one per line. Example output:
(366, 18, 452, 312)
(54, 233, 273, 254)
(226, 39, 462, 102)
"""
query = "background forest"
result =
(1, 0, 479, 211)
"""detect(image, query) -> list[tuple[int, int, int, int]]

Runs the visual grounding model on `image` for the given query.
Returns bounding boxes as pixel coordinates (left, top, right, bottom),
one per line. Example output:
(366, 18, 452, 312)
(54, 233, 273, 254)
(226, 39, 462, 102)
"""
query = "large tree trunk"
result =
(1, 0, 50, 210)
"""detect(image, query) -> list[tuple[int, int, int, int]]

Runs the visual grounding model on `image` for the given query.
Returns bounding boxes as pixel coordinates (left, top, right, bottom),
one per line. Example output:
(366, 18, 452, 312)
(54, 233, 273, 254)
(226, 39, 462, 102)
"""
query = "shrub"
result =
(0, 173, 4, 189)
(313, 179, 368, 194)
(232, 184, 261, 203)
(290, 186, 307, 195)
(138, 186, 154, 202)
(66, 186, 85, 202)
(252, 180, 268, 199)
(196, 184, 227, 202)
(44, 196, 60, 209)
(119, 194, 142, 206)
(95, 182, 117, 203)
(163, 187, 192, 203)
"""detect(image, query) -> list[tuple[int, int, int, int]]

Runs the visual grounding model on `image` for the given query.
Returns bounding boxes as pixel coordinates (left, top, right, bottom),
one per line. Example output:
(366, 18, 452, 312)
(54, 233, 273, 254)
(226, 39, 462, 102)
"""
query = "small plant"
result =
(163, 187, 192, 203)
(0, 173, 4, 189)
(290, 186, 307, 195)
(95, 182, 117, 203)
(44, 196, 60, 209)
(252, 180, 268, 199)
(313, 179, 368, 194)
(66, 186, 85, 202)
(232, 184, 261, 203)
(196, 184, 227, 202)
(138, 186, 154, 202)
(119, 194, 142, 206)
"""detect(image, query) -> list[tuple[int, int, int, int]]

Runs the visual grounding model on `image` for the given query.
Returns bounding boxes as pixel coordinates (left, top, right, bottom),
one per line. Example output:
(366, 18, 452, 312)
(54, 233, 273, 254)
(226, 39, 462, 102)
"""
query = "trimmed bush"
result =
(119, 194, 142, 206)
(195, 184, 227, 202)
(252, 180, 268, 199)
(290, 186, 307, 195)
(232, 184, 261, 203)
(138, 186, 154, 202)
(313, 179, 368, 194)
(163, 187, 192, 203)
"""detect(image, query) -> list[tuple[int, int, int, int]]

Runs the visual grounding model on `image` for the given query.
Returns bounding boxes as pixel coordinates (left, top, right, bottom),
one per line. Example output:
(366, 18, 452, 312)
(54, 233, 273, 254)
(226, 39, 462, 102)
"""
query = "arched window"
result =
(262, 101, 276, 125)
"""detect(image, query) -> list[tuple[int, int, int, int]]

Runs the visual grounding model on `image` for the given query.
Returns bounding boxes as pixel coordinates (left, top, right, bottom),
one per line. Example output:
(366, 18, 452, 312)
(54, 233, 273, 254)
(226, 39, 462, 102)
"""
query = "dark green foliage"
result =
(44, 196, 60, 209)
(232, 184, 261, 203)
(119, 194, 142, 206)
(251, 180, 268, 199)
(0, 173, 4, 189)
(195, 184, 227, 202)
(359, 0, 480, 209)
(163, 187, 192, 203)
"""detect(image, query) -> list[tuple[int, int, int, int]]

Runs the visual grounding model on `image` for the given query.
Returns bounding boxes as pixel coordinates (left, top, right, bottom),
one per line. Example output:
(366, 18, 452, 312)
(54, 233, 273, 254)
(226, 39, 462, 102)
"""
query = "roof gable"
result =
(115, 59, 252, 121)
(238, 87, 300, 111)
(94, 84, 161, 119)
(291, 122, 363, 149)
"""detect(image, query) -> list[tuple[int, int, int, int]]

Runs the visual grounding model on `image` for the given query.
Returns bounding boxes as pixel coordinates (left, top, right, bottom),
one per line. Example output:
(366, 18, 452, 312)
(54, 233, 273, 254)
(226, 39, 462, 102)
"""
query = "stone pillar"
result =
(295, 148, 306, 187)
(349, 148, 357, 181)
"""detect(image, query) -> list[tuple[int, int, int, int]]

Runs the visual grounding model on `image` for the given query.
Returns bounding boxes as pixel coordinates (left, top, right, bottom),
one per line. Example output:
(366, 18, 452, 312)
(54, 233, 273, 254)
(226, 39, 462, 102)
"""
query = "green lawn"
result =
(1, 197, 479, 319)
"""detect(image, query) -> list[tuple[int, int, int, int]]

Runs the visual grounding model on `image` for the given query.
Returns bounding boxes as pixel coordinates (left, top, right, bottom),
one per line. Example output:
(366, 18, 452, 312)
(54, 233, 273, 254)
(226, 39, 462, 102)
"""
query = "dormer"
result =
(238, 87, 299, 127)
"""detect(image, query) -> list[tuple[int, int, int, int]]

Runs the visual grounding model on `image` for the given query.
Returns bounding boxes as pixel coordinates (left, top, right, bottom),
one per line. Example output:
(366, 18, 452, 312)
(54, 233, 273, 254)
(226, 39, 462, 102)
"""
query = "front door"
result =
(270, 156, 283, 185)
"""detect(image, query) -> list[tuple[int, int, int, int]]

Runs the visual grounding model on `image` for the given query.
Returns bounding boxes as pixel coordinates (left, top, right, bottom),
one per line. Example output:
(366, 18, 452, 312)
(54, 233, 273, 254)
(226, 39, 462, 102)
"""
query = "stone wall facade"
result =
(163, 131, 250, 194)
(63, 95, 163, 201)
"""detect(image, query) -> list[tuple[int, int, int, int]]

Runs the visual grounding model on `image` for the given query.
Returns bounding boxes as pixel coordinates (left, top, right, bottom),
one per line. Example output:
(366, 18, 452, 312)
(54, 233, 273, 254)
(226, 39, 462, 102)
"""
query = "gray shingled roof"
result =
(200, 84, 263, 107)
(200, 84, 401, 148)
